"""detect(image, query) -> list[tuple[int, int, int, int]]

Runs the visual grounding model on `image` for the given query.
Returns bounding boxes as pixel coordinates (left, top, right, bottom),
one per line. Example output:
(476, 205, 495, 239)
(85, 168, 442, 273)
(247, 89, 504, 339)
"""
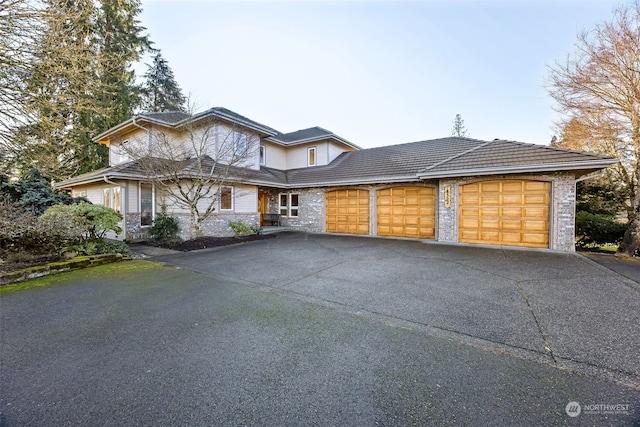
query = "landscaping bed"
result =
(150, 234, 276, 252)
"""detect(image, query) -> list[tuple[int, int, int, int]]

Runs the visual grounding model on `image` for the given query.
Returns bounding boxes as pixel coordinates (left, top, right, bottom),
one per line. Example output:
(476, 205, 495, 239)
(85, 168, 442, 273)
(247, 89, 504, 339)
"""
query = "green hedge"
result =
(575, 211, 626, 247)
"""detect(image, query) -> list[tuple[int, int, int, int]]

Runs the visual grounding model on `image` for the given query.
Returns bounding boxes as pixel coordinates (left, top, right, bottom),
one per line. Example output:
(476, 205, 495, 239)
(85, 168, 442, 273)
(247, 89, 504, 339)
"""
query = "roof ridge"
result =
(420, 139, 492, 172)
(492, 138, 612, 159)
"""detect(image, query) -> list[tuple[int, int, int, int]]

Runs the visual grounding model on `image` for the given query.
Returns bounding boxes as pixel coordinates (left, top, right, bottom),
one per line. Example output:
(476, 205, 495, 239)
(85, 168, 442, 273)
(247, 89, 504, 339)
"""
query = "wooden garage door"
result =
(326, 189, 369, 235)
(459, 180, 550, 248)
(377, 186, 436, 238)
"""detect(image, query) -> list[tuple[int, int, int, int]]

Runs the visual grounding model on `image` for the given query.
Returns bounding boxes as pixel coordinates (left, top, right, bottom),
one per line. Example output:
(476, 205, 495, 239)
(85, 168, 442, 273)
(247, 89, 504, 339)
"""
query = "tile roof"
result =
(139, 111, 191, 125)
(259, 137, 615, 187)
(269, 127, 334, 143)
(267, 126, 360, 149)
(194, 108, 281, 136)
(57, 136, 616, 189)
(419, 138, 615, 178)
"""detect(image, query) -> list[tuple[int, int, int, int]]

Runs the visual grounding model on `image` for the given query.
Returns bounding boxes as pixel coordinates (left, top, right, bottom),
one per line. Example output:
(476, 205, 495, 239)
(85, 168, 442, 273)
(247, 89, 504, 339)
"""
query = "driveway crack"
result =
(516, 282, 557, 364)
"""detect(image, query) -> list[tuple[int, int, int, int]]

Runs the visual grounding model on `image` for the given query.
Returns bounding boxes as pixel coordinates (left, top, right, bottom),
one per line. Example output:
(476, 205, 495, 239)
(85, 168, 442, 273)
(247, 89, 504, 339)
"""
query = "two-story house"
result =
(56, 107, 616, 252)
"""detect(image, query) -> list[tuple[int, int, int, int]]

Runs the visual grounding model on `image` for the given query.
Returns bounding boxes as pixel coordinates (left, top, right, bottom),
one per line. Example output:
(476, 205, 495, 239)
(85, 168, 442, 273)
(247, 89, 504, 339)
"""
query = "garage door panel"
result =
(460, 194, 479, 205)
(502, 194, 523, 205)
(502, 181, 524, 192)
(524, 220, 547, 231)
(502, 220, 523, 230)
(481, 194, 500, 204)
(525, 181, 548, 191)
(480, 231, 500, 242)
(376, 186, 435, 239)
(501, 207, 522, 217)
(524, 194, 548, 204)
(459, 180, 550, 248)
(524, 207, 549, 217)
(480, 182, 501, 192)
(480, 219, 500, 229)
(326, 189, 369, 235)
(500, 232, 522, 244)
(523, 233, 548, 245)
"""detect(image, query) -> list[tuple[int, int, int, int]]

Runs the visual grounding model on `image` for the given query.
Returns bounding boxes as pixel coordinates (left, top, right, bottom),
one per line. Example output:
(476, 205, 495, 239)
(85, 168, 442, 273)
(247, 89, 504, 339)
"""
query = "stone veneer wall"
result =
(124, 213, 151, 241)
(171, 212, 259, 240)
(261, 188, 325, 232)
(550, 174, 577, 252)
(437, 173, 577, 252)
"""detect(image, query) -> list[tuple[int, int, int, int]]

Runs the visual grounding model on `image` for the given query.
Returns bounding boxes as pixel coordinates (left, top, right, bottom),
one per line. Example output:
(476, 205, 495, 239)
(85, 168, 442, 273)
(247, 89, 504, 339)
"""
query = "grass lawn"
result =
(0, 260, 161, 295)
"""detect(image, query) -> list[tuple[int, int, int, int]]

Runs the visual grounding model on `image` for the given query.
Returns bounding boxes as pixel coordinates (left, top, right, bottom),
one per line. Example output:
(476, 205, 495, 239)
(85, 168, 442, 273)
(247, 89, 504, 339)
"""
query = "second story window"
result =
(220, 186, 233, 210)
(233, 131, 248, 156)
(114, 140, 130, 164)
(307, 147, 316, 166)
(259, 145, 266, 165)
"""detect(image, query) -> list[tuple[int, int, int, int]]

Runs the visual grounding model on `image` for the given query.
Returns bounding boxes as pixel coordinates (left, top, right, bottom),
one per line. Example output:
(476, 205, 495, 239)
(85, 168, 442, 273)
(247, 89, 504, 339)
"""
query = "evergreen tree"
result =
(142, 51, 186, 112)
(451, 114, 469, 137)
(9, 0, 150, 181)
(93, 0, 151, 129)
(18, 0, 105, 180)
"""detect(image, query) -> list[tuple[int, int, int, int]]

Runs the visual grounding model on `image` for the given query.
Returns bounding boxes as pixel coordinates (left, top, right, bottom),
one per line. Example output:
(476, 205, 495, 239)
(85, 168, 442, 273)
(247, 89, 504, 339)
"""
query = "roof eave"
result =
(417, 160, 618, 179)
(265, 135, 360, 150)
(193, 109, 279, 136)
(55, 171, 146, 189)
(284, 175, 425, 189)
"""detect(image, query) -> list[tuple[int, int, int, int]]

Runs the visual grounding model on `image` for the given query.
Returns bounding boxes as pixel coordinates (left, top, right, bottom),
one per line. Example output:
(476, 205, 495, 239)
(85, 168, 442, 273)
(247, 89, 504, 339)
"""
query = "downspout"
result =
(131, 115, 156, 232)
(575, 170, 604, 183)
(103, 175, 126, 241)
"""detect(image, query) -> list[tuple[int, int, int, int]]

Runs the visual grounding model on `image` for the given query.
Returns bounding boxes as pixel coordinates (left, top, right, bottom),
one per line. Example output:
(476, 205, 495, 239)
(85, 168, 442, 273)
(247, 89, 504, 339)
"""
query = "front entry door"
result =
(258, 192, 266, 226)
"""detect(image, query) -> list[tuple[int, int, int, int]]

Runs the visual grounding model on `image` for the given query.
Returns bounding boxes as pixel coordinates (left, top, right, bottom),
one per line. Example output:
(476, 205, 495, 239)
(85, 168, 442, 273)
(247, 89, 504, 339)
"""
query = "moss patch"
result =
(0, 260, 160, 294)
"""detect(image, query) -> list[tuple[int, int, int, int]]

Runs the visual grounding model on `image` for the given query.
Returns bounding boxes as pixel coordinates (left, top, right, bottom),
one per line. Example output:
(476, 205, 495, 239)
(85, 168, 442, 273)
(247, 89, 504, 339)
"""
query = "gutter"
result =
(417, 160, 618, 179)
(576, 170, 605, 182)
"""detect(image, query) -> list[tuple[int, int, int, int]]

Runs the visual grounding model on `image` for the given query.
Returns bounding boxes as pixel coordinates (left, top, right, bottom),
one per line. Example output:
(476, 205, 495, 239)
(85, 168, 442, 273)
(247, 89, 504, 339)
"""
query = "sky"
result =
(137, 0, 623, 148)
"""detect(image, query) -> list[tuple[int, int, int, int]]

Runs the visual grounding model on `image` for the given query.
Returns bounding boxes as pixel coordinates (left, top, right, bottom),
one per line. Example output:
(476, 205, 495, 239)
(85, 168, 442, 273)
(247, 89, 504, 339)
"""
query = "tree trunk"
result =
(617, 162, 640, 257)
(190, 209, 203, 239)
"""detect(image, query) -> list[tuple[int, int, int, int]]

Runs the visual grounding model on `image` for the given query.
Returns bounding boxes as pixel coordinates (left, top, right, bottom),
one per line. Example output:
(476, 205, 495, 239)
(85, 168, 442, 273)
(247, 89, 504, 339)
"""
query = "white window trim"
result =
(117, 140, 130, 164)
(259, 145, 266, 165)
(103, 186, 123, 215)
(139, 182, 155, 227)
(220, 186, 234, 211)
(233, 131, 248, 155)
(307, 146, 317, 166)
(278, 193, 300, 217)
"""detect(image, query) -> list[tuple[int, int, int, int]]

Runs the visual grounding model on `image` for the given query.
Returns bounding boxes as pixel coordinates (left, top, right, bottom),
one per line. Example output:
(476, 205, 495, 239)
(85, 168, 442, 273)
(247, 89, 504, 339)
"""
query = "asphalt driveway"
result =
(154, 232, 640, 385)
(2, 232, 639, 425)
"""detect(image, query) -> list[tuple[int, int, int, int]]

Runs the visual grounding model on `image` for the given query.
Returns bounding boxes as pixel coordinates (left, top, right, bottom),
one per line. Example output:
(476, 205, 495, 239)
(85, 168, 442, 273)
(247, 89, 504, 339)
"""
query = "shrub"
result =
(39, 202, 122, 241)
(0, 168, 80, 216)
(149, 210, 179, 240)
(0, 197, 61, 254)
(228, 220, 253, 236)
(95, 239, 131, 257)
(575, 211, 626, 247)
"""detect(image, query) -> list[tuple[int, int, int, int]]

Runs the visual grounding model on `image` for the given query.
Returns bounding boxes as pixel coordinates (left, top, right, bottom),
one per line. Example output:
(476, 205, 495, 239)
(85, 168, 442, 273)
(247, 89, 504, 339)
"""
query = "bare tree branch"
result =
(548, 2, 640, 255)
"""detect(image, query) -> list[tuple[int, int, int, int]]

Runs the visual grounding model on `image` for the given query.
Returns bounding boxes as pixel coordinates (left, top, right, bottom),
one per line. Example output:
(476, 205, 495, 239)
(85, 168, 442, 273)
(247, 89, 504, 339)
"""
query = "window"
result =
(259, 145, 266, 165)
(74, 190, 87, 198)
(290, 194, 299, 217)
(279, 193, 299, 217)
(307, 147, 316, 166)
(140, 183, 154, 226)
(116, 140, 130, 164)
(279, 194, 288, 216)
(103, 186, 122, 214)
(220, 187, 233, 210)
(233, 131, 247, 155)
